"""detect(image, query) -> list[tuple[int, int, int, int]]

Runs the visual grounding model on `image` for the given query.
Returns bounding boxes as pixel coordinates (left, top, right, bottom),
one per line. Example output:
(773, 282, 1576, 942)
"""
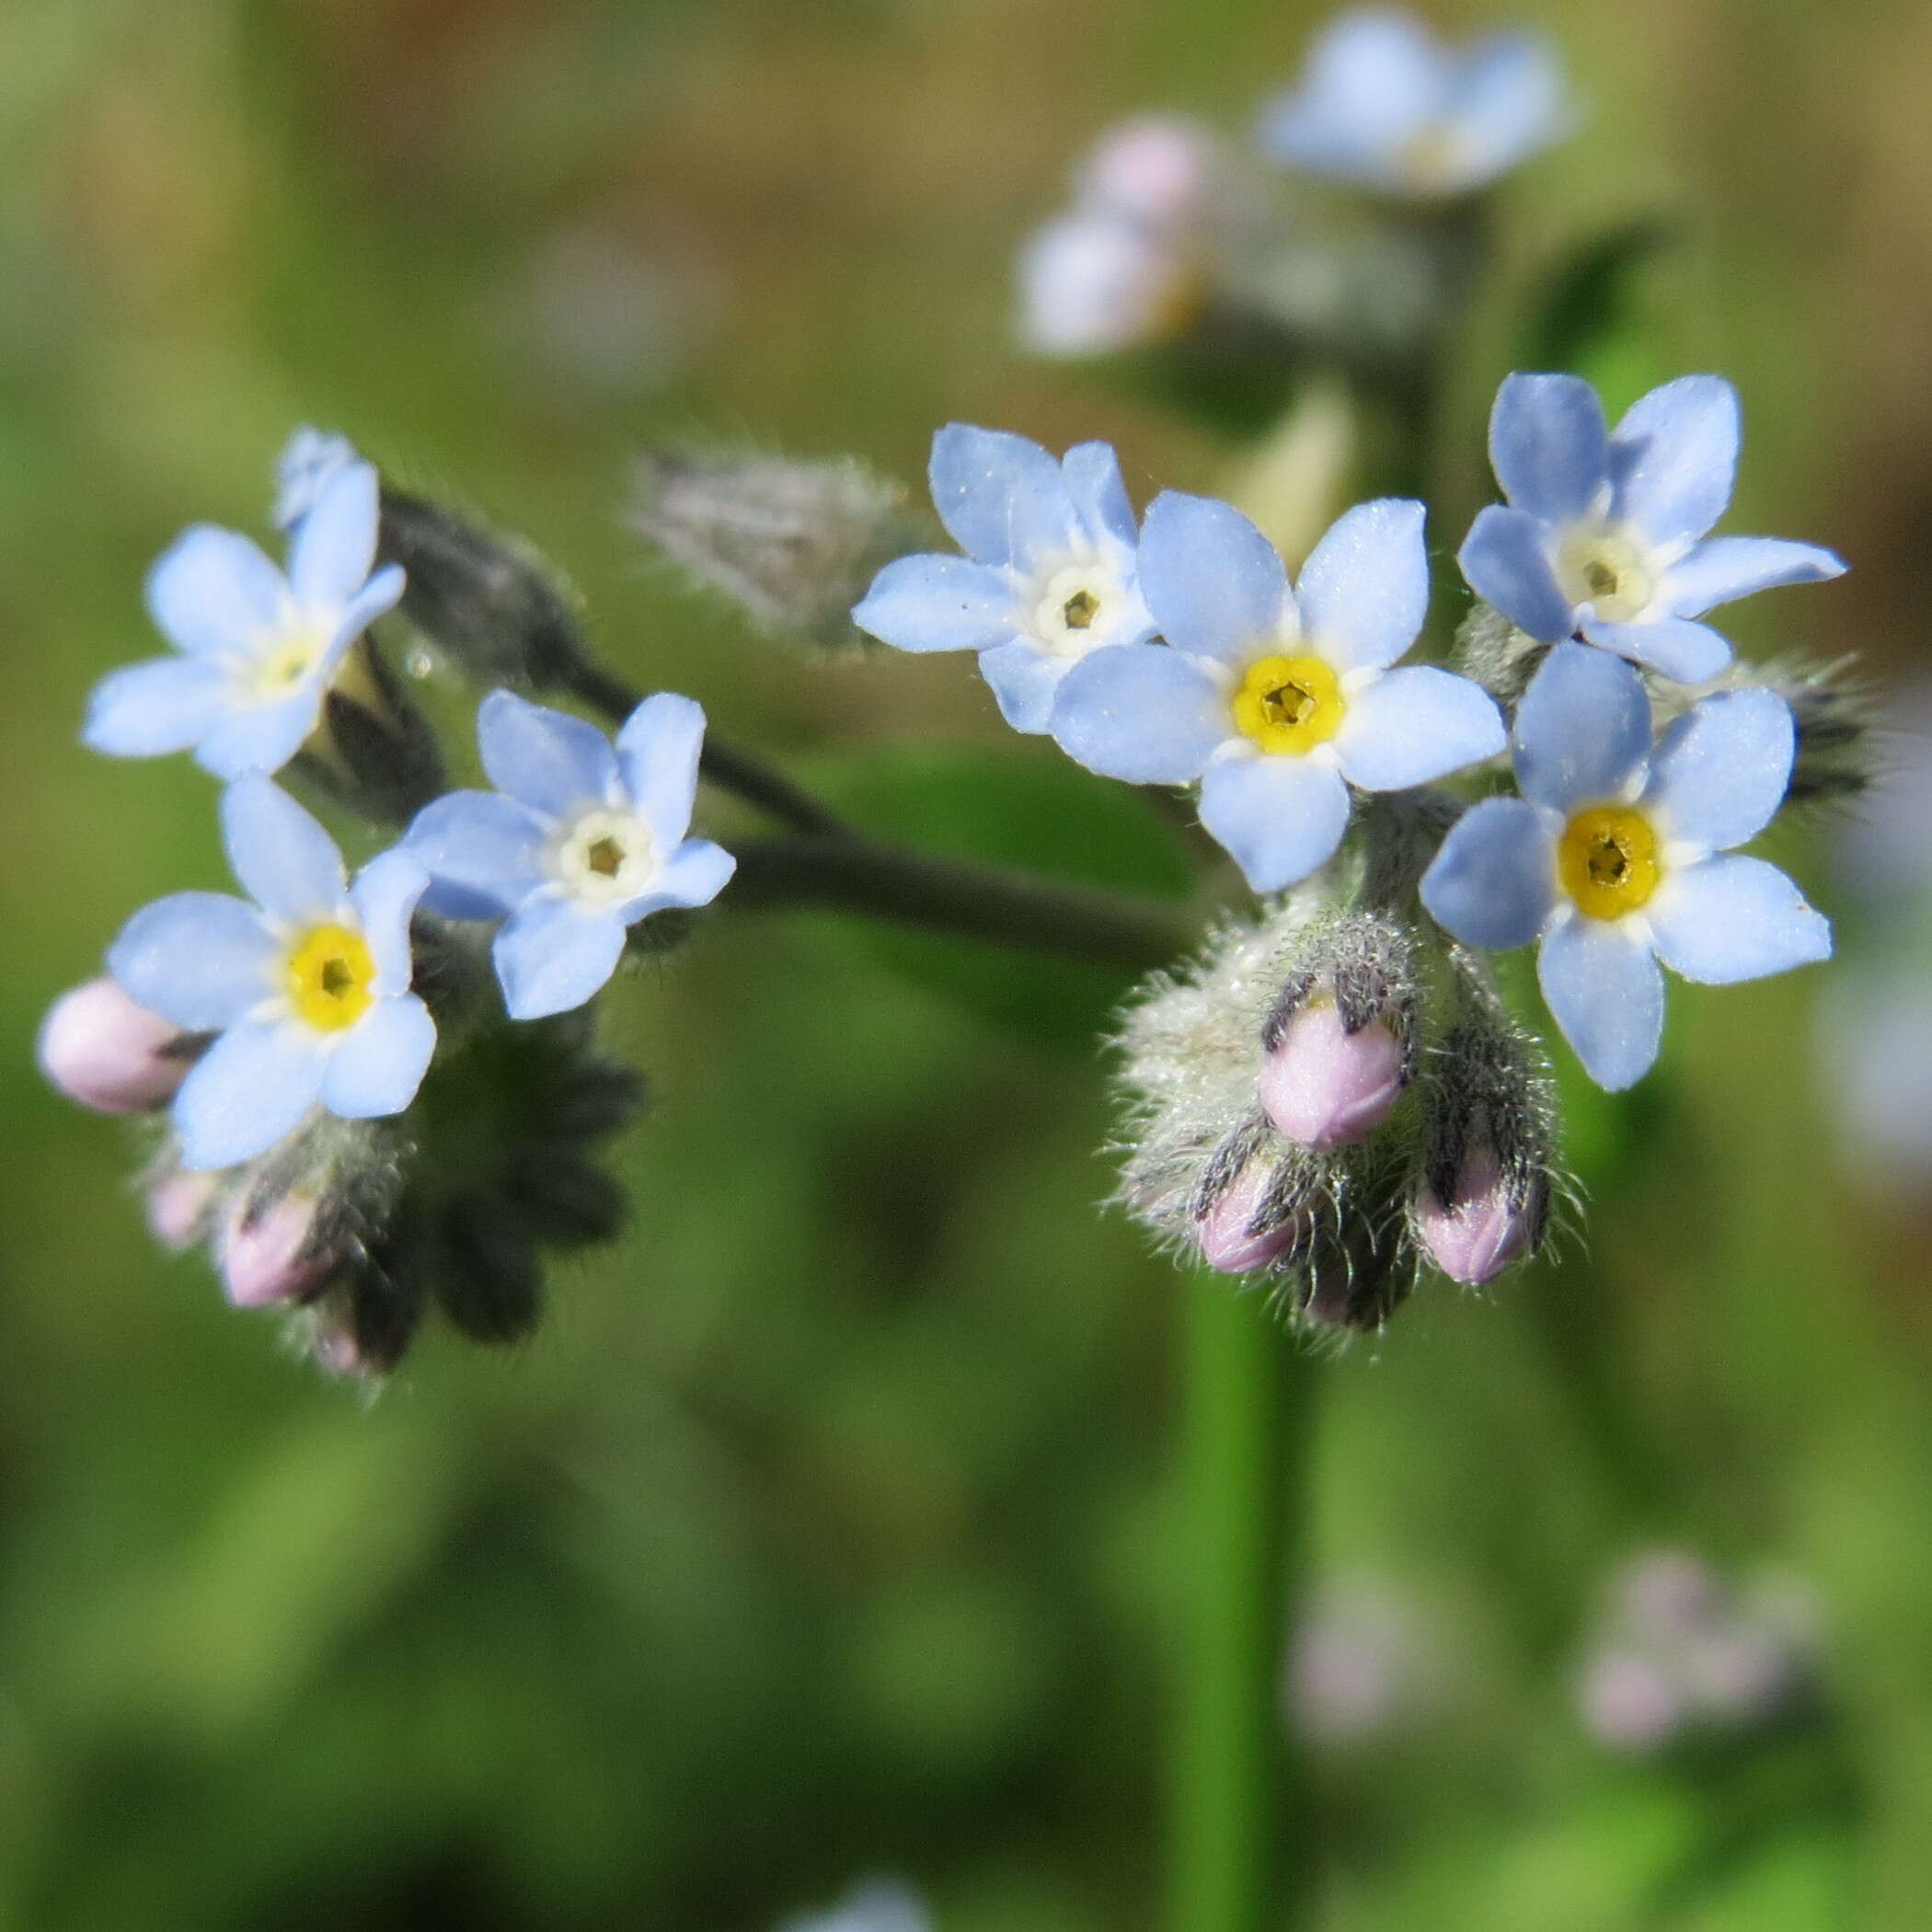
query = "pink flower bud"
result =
(1580, 1648, 1684, 1753)
(1081, 117, 1215, 226)
(219, 1193, 335, 1309)
(38, 977, 189, 1114)
(1194, 1161, 1308, 1274)
(1414, 1147, 1532, 1285)
(145, 1170, 217, 1251)
(1258, 1001, 1405, 1150)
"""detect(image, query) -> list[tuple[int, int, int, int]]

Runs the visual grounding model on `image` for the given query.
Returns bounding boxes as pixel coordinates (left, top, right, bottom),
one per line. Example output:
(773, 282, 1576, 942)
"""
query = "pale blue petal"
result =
(1489, 374, 1608, 523)
(616, 691, 706, 846)
(493, 895, 628, 1019)
(1331, 665, 1504, 790)
(1609, 375, 1740, 544)
(620, 837, 736, 922)
(1642, 689, 1795, 852)
(109, 892, 277, 1030)
(927, 424, 1077, 569)
(273, 427, 360, 531)
(1198, 752, 1352, 893)
(83, 657, 228, 758)
(1537, 913, 1664, 1091)
(334, 561, 405, 642)
(1062, 441, 1137, 548)
(192, 691, 321, 780)
(222, 776, 347, 924)
(1659, 536, 1846, 616)
(1457, 504, 1574, 642)
(320, 994, 436, 1119)
(1579, 615, 1732, 684)
(980, 639, 1070, 734)
(1050, 644, 1228, 783)
(349, 850, 430, 994)
(1295, 498, 1430, 673)
(1646, 856, 1830, 985)
(1136, 492, 1289, 662)
(1260, 9, 1444, 176)
(172, 1018, 327, 1170)
(1445, 32, 1566, 181)
(1514, 643, 1651, 813)
(405, 789, 548, 920)
(289, 460, 381, 608)
(851, 554, 1018, 655)
(145, 526, 289, 659)
(477, 688, 615, 820)
(1419, 797, 1555, 950)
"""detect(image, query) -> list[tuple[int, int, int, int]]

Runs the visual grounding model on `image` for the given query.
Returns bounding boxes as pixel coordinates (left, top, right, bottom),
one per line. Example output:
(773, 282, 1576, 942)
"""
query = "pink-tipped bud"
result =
(1080, 117, 1216, 227)
(1414, 1147, 1532, 1285)
(145, 1170, 218, 1251)
(1258, 1001, 1405, 1151)
(1580, 1649, 1685, 1754)
(38, 978, 189, 1114)
(1194, 1161, 1308, 1274)
(219, 1194, 335, 1309)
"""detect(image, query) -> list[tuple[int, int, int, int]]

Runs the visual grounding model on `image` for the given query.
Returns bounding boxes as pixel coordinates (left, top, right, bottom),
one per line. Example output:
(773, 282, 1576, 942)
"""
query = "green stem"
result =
(727, 835, 1194, 970)
(1171, 1284, 1319, 1932)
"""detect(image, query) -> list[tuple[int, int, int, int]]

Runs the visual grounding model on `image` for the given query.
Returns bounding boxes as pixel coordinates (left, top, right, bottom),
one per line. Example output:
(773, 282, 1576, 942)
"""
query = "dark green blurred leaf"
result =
(1522, 221, 1673, 382)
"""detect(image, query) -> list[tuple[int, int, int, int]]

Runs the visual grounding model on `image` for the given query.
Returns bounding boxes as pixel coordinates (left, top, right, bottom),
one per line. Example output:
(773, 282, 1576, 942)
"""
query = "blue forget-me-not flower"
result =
(108, 777, 436, 1170)
(273, 425, 362, 531)
(851, 425, 1157, 733)
(1420, 643, 1831, 1090)
(1259, 8, 1569, 199)
(1050, 492, 1506, 893)
(1459, 374, 1846, 684)
(405, 689, 736, 1020)
(85, 458, 406, 779)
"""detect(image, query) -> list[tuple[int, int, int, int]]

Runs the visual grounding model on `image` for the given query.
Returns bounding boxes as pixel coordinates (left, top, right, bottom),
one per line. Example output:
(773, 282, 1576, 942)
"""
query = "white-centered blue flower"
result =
(1259, 8, 1569, 199)
(273, 425, 362, 531)
(1459, 373, 1846, 684)
(85, 459, 405, 779)
(404, 688, 735, 1020)
(850, 425, 1158, 733)
(1420, 642, 1831, 1091)
(107, 777, 435, 1171)
(1049, 492, 1506, 893)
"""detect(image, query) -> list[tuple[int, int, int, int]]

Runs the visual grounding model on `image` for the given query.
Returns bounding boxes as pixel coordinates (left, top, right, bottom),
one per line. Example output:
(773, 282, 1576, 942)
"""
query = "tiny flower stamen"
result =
(1556, 528, 1656, 626)
(1558, 805, 1662, 921)
(285, 924, 377, 1032)
(1062, 588, 1100, 630)
(1233, 654, 1345, 756)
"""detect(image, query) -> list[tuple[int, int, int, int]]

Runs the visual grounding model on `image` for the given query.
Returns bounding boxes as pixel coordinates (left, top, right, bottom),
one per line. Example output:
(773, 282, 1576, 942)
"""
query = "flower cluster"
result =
(42, 433, 733, 1374)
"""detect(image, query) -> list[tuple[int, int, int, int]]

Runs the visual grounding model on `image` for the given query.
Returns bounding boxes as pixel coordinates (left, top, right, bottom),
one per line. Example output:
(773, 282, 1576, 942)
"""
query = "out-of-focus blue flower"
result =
(1420, 643, 1830, 1090)
(852, 425, 1158, 732)
(84, 460, 405, 779)
(1050, 492, 1504, 893)
(1459, 374, 1846, 683)
(405, 688, 734, 1020)
(108, 777, 434, 1170)
(776, 1880, 930, 1932)
(1259, 8, 1570, 199)
(273, 426, 362, 531)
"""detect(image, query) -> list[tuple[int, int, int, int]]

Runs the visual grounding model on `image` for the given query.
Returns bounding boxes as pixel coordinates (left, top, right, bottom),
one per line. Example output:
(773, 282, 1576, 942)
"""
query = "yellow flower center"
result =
(242, 625, 330, 705)
(1397, 124, 1466, 194)
(1555, 528, 1656, 624)
(1558, 805, 1662, 921)
(284, 923, 376, 1032)
(1232, 654, 1345, 756)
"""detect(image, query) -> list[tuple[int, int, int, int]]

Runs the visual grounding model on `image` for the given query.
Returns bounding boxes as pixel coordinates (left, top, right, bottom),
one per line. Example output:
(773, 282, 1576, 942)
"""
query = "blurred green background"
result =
(5, 1, 1931, 1927)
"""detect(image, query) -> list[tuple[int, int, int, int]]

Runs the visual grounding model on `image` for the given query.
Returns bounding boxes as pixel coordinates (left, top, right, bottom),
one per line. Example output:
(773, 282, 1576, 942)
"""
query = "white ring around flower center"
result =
(1030, 558, 1125, 658)
(240, 623, 331, 705)
(1555, 525, 1657, 625)
(551, 807, 658, 906)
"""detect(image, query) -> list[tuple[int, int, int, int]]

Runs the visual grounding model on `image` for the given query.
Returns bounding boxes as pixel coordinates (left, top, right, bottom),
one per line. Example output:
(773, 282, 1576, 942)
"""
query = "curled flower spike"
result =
(108, 777, 435, 1169)
(1052, 493, 1504, 892)
(1259, 8, 1570, 199)
(851, 425, 1157, 732)
(405, 689, 735, 1020)
(1420, 643, 1831, 1090)
(85, 460, 406, 779)
(1459, 374, 1846, 683)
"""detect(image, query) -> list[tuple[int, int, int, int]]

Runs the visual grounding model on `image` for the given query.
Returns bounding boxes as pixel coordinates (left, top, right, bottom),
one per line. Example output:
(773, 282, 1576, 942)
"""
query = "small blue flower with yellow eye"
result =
(1421, 643, 1832, 1091)
(1460, 373, 1846, 684)
(84, 460, 405, 780)
(851, 425, 1157, 734)
(405, 690, 736, 1021)
(108, 777, 435, 1171)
